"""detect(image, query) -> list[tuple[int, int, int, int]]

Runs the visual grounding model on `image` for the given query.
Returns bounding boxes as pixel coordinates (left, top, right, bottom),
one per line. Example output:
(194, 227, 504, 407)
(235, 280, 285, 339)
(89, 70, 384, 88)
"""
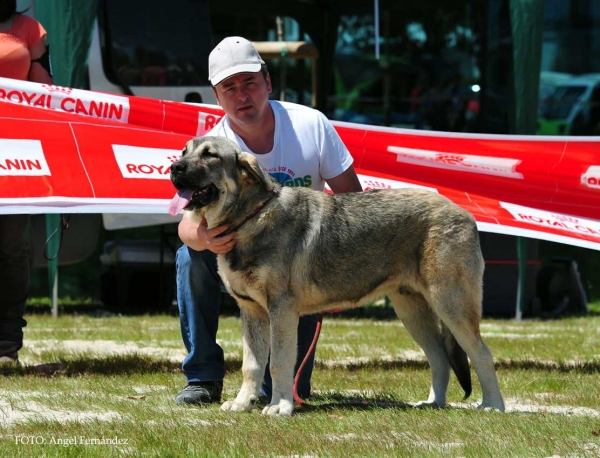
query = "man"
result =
(174, 36, 362, 405)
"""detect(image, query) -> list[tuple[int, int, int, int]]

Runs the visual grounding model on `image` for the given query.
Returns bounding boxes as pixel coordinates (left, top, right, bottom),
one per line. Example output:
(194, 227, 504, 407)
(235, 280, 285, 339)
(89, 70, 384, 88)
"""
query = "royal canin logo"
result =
(435, 154, 465, 165)
(196, 112, 223, 136)
(41, 84, 73, 95)
(0, 81, 130, 122)
(112, 145, 181, 179)
(361, 179, 393, 192)
(0, 139, 51, 176)
(581, 165, 600, 189)
(501, 202, 600, 238)
(387, 146, 523, 179)
(337, 174, 437, 193)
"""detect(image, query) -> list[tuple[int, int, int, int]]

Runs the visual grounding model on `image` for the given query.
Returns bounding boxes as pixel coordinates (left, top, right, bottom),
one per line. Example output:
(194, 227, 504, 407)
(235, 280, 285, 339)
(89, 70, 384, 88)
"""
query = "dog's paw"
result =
(413, 400, 446, 409)
(477, 401, 505, 412)
(261, 401, 294, 416)
(220, 400, 255, 412)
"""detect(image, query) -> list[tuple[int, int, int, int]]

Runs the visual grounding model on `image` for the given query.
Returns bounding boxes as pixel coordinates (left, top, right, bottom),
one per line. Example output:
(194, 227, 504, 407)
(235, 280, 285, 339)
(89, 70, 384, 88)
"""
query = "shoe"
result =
(175, 381, 223, 405)
(0, 354, 19, 365)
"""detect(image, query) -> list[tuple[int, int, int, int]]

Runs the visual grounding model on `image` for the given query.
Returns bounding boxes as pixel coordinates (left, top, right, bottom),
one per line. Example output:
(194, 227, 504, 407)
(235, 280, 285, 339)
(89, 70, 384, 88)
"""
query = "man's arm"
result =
(326, 164, 363, 194)
(178, 213, 237, 254)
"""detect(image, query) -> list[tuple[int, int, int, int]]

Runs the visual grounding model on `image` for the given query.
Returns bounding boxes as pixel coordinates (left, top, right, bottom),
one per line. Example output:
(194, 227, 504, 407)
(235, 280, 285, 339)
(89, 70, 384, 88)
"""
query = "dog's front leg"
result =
(221, 306, 270, 412)
(262, 306, 298, 417)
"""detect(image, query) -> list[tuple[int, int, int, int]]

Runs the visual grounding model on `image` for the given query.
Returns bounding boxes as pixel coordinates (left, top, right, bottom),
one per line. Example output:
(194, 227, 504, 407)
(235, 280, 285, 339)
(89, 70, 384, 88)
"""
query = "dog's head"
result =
(168, 136, 276, 216)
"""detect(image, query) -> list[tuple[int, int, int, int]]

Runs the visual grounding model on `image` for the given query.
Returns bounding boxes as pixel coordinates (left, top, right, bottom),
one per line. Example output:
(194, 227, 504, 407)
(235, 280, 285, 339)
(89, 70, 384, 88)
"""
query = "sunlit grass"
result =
(0, 303, 598, 457)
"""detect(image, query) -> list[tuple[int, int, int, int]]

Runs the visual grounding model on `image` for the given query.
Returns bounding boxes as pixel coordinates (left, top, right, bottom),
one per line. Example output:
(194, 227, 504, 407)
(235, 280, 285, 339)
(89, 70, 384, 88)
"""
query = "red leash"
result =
(293, 313, 324, 406)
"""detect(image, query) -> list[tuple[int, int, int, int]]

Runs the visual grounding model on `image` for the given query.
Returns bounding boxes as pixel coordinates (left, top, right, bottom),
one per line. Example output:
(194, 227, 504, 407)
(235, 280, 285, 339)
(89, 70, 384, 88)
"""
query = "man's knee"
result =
(176, 246, 216, 273)
(176, 246, 224, 293)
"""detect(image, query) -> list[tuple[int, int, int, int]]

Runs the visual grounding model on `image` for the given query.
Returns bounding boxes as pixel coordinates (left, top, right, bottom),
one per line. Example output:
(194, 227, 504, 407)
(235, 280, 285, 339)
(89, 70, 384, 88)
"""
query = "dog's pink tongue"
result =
(168, 189, 194, 216)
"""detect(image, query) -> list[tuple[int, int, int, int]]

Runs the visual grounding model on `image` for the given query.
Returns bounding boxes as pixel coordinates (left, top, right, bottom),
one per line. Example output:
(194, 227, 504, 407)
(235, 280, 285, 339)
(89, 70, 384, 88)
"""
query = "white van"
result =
(538, 73, 600, 136)
(537, 71, 572, 115)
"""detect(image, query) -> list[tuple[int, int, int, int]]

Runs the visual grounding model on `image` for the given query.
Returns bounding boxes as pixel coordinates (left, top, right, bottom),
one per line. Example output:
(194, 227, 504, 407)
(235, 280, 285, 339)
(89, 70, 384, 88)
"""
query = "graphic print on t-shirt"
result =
(266, 165, 313, 188)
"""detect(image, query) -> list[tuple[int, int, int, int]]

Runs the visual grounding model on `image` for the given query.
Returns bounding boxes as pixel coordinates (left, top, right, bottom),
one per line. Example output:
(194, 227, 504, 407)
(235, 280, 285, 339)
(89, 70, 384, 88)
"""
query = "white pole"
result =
(51, 270, 58, 318)
(515, 271, 522, 321)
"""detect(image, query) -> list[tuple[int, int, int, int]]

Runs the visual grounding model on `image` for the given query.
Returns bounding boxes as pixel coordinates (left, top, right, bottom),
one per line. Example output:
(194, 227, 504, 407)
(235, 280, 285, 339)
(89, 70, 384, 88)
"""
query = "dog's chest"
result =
(217, 256, 268, 307)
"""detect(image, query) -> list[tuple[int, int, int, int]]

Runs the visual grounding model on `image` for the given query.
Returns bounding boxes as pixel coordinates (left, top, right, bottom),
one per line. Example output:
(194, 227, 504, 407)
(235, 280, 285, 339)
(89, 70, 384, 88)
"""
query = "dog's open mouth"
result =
(168, 184, 219, 216)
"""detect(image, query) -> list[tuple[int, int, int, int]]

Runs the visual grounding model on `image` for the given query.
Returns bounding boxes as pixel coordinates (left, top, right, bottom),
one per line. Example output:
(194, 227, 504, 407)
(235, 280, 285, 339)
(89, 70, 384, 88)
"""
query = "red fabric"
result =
(1, 77, 600, 251)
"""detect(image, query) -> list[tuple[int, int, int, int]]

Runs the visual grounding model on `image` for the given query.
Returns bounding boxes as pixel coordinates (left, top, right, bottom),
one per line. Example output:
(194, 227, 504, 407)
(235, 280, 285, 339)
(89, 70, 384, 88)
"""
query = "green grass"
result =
(1, 303, 599, 457)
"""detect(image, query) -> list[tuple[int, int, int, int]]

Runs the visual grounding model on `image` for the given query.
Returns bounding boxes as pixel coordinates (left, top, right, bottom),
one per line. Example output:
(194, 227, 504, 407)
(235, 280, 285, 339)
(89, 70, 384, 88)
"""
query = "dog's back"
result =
(260, 187, 484, 316)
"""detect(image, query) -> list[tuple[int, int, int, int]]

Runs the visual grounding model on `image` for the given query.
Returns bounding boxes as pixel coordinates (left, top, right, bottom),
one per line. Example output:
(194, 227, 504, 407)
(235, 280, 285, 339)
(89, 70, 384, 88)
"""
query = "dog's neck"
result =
(221, 189, 278, 235)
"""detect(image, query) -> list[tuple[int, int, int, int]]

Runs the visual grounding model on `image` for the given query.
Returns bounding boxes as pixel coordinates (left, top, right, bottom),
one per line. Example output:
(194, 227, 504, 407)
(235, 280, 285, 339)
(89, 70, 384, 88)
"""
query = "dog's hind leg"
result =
(221, 305, 270, 412)
(261, 305, 299, 416)
(429, 288, 505, 412)
(441, 322, 472, 399)
(388, 290, 451, 408)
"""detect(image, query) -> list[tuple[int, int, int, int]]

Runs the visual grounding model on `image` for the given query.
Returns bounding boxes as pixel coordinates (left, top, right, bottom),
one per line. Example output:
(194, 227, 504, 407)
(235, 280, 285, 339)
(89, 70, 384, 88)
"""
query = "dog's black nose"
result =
(171, 162, 186, 174)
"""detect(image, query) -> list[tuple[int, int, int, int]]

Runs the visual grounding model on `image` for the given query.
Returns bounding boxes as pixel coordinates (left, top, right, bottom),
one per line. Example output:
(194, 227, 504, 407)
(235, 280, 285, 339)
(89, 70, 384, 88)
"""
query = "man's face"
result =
(213, 72, 272, 126)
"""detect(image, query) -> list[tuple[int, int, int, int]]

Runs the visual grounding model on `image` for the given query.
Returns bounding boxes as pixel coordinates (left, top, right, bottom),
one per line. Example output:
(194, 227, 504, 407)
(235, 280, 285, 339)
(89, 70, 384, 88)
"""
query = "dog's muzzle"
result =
(170, 161, 188, 189)
(168, 161, 220, 215)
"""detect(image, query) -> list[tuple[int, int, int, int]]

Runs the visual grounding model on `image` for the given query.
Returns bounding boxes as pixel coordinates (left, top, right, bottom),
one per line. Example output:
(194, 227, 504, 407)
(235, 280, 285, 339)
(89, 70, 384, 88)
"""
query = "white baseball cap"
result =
(208, 36, 265, 86)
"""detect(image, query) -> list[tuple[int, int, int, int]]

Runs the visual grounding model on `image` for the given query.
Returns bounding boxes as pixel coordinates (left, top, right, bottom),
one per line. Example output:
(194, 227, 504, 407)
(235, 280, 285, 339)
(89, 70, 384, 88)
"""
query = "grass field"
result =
(0, 302, 599, 457)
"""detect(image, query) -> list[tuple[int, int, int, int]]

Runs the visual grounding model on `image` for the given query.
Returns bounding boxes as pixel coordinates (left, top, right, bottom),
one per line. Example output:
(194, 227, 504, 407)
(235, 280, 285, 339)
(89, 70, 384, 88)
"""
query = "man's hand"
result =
(178, 213, 237, 254)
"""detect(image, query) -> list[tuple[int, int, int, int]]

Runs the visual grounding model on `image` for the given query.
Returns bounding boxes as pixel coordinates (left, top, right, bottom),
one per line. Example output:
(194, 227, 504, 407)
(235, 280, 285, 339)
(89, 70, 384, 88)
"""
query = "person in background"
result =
(174, 36, 362, 405)
(409, 73, 428, 130)
(0, 0, 53, 364)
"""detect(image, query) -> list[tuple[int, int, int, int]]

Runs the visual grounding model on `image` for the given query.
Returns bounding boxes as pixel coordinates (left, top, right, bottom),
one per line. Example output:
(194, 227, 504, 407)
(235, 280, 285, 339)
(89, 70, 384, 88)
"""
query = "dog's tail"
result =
(441, 323, 472, 400)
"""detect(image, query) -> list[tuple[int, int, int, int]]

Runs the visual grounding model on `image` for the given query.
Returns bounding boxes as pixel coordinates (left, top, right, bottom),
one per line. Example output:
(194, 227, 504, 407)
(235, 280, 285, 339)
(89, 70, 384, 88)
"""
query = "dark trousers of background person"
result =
(0, 215, 30, 359)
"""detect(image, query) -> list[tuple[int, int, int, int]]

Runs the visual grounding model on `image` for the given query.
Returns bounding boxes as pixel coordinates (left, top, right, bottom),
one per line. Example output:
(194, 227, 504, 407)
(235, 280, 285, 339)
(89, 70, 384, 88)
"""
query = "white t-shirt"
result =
(206, 101, 353, 191)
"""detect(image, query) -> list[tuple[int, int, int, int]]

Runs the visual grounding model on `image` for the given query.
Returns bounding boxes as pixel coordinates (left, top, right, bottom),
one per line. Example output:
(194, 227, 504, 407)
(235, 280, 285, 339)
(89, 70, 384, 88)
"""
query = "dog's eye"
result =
(202, 150, 220, 159)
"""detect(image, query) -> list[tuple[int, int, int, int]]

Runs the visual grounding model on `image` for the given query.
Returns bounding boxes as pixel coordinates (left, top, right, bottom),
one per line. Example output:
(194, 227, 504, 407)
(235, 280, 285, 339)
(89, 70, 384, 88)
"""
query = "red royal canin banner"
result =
(1, 77, 600, 251)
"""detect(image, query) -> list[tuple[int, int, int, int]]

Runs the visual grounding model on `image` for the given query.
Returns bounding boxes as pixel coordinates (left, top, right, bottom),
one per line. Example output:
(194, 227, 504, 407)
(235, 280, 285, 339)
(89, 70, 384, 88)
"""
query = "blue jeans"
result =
(0, 215, 30, 358)
(176, 245, 317, 398)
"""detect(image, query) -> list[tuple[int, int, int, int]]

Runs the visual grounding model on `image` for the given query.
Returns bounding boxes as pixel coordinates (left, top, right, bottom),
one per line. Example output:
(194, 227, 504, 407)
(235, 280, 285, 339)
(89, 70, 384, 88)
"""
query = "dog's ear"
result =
(238, 151, 274, 191)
